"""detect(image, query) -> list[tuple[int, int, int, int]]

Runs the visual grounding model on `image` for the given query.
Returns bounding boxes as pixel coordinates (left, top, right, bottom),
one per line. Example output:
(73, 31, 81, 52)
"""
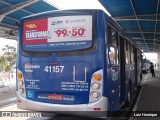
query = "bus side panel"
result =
(104, 19, 112, 113)
(96, 11, 109, 112)
(106, 24, 121, 112)
(100, 13, 108, 98)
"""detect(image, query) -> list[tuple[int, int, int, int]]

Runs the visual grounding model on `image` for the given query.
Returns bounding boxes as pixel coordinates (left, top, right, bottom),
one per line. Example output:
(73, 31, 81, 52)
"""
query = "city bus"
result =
(17, 9, 142, 117)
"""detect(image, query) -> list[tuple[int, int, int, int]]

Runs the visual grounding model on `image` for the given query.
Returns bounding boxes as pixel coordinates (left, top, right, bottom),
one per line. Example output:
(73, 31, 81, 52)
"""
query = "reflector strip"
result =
(17, 100, 21, 103)
(94, 108, 101, 111)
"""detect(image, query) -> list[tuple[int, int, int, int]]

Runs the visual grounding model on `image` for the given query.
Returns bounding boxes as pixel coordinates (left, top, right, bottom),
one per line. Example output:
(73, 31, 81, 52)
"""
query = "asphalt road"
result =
(0, 85, 16, 108)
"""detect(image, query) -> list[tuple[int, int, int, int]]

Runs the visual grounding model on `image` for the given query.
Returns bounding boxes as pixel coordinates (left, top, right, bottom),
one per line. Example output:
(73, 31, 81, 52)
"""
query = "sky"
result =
(0, 38, 17, 47)
(0, 38, 17, 54)
(144, 53, 158, 63)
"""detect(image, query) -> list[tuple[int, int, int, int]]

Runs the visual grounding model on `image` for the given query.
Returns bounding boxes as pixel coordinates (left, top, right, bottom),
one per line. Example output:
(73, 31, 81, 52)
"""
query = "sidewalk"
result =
(134, 70, 160, 111)
(130, 70, 160, 119)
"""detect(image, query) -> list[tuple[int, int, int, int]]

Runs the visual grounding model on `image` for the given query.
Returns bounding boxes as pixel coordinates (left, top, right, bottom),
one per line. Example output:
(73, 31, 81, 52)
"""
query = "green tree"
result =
(0, 56, 5, 72)
(0, 45, 16, 80)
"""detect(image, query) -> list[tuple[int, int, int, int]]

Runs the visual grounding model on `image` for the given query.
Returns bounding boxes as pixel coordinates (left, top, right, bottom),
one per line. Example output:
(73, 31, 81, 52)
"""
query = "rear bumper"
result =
(17, 92, 108, 117)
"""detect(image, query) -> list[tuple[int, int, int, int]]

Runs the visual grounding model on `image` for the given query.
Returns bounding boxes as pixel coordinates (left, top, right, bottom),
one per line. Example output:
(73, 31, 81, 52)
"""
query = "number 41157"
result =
(44, 66, 64, 73)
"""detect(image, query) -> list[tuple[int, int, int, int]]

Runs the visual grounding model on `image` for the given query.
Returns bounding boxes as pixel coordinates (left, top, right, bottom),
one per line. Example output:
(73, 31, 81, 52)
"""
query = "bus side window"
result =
(108, 26, 118, 65)
(109, 47, 116, 64)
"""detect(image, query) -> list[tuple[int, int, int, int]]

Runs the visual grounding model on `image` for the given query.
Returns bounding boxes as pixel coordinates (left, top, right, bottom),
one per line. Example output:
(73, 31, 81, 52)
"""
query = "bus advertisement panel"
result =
(23, 15, 92, 51)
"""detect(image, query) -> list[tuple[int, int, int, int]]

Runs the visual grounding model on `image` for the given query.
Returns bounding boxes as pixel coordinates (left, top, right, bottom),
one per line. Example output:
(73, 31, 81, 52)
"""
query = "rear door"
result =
(107, 25, 120, 111)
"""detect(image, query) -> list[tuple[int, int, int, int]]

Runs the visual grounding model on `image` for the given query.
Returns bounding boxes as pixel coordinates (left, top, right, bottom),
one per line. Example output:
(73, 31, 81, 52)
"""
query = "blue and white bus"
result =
(17, 9, 142, 117)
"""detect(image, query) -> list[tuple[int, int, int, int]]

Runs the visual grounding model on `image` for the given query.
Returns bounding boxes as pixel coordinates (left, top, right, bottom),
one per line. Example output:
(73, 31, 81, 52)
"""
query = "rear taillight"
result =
(90, 91, 101, 98)
(17, 69, 26, 98)
(89, 69, 103, 103)
(18, 80, 23, 86)
(19, 88, 24, 94)
(92, 74, 101, 81)
(91, 82, 101, 90)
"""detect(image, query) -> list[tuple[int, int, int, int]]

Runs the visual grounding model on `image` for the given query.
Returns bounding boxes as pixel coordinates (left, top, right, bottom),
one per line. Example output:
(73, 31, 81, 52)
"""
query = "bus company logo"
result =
(25, 64, 40, 69)
(26, 24, 37, 28)
(24, 64, 40, 73)
(51, 20, 63, 25)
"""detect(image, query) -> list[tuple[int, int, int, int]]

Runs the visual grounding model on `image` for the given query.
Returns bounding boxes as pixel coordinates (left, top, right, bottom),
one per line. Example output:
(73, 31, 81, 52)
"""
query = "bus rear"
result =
(17, 10, 107, 116)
